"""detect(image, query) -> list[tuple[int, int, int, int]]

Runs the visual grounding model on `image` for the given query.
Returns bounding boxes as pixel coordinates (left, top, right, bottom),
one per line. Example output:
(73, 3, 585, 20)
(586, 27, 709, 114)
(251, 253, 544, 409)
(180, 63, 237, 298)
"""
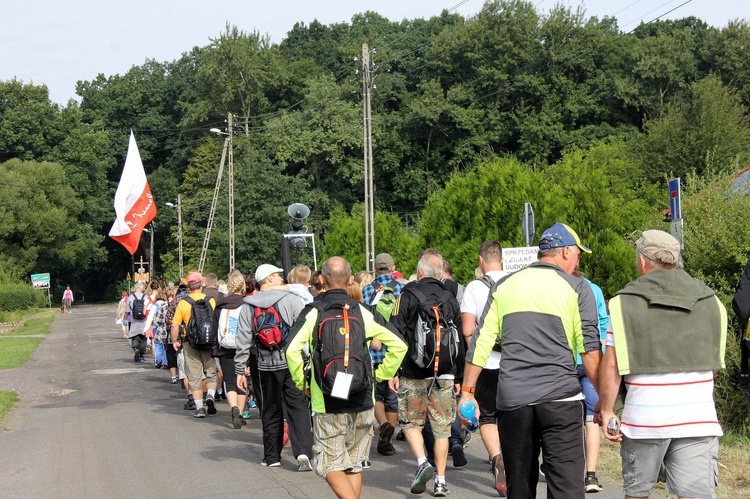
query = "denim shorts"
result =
(621, 436, 719, 499)
(374, 379, 398, 413)
(577, 365, 598, 422)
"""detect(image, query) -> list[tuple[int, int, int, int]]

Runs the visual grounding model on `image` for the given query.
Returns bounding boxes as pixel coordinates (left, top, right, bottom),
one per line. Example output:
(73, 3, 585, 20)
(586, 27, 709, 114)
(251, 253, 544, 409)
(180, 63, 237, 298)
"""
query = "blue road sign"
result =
(669, 178, 681, 221)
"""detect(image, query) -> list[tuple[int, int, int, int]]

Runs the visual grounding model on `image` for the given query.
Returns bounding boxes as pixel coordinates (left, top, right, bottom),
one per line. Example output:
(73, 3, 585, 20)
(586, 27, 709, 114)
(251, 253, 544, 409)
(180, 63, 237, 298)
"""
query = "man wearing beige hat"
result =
(598, 230, 727, 499)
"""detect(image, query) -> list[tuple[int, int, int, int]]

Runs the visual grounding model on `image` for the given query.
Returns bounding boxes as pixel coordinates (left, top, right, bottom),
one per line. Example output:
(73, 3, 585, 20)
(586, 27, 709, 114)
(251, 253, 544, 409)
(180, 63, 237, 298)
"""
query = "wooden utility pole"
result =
(362, 44, 375, 273)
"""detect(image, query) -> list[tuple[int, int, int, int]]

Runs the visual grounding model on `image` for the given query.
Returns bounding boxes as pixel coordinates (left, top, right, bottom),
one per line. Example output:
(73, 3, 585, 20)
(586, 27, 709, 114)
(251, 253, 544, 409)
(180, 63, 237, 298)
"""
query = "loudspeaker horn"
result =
(287, 203, 310, 220)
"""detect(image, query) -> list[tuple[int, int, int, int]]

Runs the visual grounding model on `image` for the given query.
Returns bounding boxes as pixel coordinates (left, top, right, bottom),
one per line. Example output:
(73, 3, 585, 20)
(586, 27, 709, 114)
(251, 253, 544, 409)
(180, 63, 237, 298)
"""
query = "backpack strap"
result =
(408, 288, 453, 311)
(479, 274, 495, 289)
(221, 308, 231, 342)
(342, 303, 351, 370)
(431, 301, 442, 376)
(407, 287, 427, 303)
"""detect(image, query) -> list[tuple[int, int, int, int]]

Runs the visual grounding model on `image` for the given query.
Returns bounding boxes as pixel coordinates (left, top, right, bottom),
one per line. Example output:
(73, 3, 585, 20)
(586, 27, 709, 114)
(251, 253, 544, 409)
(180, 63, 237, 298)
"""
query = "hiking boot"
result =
(193, 407, 206, 418)
(183, 398, 196, 410)
(206, 394, 217, 415)
(410, 461, 435, 494)
(451, 443, 467, 468)
(492, 454, 507, 497)
(434, 481, 450, 497)
(585, 474, 602, 493)
(377, 441, 396, 455)
(297, 454, 313, 472)
(377, 422, 397, 455)
(231, 406, 243, 429)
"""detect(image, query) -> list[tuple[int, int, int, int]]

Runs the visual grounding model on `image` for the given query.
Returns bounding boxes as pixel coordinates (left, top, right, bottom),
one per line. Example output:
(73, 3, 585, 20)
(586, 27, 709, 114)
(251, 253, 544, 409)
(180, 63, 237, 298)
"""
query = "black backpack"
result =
(131, 293, 146, 320)
(311, 299, 372, 399)
(408, 288, 461, 376)
(183, 296, 214, 349)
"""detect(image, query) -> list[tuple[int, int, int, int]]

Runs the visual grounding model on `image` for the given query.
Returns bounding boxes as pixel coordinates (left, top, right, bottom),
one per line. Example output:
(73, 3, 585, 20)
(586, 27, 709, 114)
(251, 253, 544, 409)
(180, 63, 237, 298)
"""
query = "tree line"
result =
(0, 2, 748, 295)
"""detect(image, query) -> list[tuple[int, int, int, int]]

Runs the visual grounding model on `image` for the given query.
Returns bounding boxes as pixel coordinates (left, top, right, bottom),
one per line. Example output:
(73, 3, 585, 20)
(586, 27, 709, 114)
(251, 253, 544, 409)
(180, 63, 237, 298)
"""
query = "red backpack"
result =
(253, 303, 289, 349)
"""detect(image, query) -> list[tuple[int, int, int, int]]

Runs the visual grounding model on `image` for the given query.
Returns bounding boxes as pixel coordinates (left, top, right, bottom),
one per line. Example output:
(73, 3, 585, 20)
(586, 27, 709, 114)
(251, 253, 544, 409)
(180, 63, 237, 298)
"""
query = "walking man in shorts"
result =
(599, 230, 726, 499)
(286, 257, 406, 498)
(388, 249, 464, 497)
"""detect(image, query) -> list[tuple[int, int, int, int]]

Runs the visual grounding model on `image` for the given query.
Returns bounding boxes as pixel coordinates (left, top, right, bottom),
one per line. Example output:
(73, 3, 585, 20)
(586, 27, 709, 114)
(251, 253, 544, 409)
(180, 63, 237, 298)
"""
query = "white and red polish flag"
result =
(108, 131, 157, 254)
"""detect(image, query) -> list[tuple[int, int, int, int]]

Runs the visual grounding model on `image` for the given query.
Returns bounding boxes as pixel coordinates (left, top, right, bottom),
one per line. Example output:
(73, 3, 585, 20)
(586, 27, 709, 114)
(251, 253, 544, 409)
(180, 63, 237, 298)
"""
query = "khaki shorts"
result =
(397, 377, 456, 439)
(312, 410, 375, 478)
(621, 436, 719, 499)
(183, 343, 216, 391)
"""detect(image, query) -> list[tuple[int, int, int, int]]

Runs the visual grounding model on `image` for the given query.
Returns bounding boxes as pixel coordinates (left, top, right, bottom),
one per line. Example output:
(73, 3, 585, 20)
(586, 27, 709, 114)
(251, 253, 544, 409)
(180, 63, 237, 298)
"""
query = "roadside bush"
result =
(0, 283, 47, 311)
(682, 174, 750, 433)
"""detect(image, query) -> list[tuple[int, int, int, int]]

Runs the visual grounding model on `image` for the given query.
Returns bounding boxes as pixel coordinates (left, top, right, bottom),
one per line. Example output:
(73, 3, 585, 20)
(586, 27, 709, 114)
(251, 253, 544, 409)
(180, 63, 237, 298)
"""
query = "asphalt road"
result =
(0, 304, 637, 498)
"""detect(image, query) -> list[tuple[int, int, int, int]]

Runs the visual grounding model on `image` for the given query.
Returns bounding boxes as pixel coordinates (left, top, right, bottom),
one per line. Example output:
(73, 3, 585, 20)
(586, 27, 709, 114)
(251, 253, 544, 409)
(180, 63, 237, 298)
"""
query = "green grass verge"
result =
(0, 308, 56, 336)
(0, 337, 43, 369)
(0, 390, 18, 422)
(10, 309, 56, 336)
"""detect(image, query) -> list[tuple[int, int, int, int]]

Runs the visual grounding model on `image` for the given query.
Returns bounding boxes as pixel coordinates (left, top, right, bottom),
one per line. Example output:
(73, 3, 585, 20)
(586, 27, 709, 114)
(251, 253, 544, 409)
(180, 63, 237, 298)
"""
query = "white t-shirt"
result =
(605, 330, 722, 439)
(288, 283, 313, 305)
(461, 270, 508, 370)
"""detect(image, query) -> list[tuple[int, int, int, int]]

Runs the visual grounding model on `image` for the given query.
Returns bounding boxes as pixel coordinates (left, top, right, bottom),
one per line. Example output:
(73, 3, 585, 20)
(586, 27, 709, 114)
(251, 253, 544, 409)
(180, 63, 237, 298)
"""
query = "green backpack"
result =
(375, 284, 398, 320)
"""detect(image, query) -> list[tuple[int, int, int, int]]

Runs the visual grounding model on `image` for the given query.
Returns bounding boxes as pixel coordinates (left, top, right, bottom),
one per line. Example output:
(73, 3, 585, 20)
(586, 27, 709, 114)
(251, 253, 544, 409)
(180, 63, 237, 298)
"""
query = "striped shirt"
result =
(606, 331, 722, 439)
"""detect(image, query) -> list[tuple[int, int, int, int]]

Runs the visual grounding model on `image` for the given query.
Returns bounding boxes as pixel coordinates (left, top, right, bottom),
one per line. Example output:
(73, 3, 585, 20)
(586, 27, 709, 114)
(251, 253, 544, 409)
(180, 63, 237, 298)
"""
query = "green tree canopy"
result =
(322, 204, 419, 275)
(0, 159, 105, 280)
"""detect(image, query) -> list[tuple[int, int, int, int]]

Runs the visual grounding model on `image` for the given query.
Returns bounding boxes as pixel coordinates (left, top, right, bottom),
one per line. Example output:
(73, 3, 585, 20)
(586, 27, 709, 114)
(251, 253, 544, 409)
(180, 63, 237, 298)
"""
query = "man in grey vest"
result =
(599, 230, 726, 499)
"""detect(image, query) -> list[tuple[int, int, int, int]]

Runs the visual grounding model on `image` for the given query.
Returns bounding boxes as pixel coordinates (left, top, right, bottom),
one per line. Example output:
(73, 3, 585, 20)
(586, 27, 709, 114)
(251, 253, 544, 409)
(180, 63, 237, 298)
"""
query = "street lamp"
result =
(165, 194, 183, 279)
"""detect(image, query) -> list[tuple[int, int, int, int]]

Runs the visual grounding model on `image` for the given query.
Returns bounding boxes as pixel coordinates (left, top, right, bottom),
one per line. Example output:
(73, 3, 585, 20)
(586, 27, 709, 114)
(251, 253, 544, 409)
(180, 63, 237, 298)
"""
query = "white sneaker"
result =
(297, 454, 313, 472)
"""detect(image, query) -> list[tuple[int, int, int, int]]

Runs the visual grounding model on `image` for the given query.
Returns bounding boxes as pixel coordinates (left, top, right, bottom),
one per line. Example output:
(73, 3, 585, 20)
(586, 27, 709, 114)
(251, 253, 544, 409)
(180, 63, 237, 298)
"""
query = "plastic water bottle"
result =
(459, 401, 479, 433)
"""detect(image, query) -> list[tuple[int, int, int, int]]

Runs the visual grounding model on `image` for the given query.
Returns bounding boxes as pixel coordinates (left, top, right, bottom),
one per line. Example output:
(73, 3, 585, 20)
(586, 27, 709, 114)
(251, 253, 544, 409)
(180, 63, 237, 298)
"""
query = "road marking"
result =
(91, 368, 145, 375)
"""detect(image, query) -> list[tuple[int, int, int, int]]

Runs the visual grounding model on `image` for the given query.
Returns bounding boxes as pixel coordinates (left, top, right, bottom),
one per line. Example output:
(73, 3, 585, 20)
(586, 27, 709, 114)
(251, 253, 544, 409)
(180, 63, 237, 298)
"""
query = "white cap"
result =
(255, 264, 284, 282)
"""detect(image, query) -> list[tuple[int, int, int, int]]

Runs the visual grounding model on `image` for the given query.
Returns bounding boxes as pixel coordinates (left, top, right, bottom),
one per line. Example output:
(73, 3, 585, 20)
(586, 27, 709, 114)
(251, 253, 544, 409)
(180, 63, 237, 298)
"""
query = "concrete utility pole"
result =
(165, 196, 183, 279)
(203, 113, 236, 275)
(149, 222, 154, 280)
(175, 194, 183, 279)
(228, 112, 235, 273)
(362, 43, 376, 273)
(199, 131, 228, 274)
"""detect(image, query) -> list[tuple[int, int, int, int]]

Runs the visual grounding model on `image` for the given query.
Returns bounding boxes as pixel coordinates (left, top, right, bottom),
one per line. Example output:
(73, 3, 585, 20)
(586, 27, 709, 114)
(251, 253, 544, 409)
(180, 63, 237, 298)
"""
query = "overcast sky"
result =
(1, 0, 747, 105)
